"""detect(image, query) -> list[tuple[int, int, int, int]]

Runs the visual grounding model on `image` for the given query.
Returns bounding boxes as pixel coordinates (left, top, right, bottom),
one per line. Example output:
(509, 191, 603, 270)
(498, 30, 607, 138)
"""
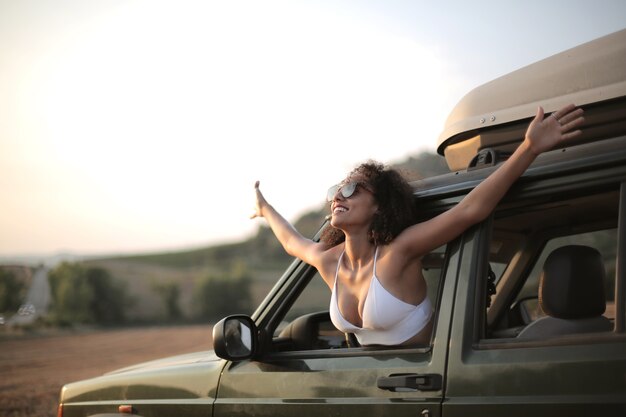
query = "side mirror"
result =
(213, 315, 257, 361)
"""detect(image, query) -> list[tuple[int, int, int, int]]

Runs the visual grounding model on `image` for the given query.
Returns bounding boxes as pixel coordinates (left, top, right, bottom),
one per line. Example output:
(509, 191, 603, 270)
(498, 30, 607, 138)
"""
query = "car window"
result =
(484, 187, 620, 342)
(279, 271, 330, 326)
(271, 245, 447, 352)
(515, 229, 617, 323)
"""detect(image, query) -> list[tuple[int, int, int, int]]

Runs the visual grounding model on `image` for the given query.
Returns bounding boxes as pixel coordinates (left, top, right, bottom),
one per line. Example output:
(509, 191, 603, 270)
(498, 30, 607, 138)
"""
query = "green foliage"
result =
(48, 263, 92, 325)
(86, 266, 128, 324)
(48, 262, 128, 325)
(152, 280, 183, 321)
(0, 269, 26, 313)
(194, 262, 253, 321)
(101, 241, 255, 269)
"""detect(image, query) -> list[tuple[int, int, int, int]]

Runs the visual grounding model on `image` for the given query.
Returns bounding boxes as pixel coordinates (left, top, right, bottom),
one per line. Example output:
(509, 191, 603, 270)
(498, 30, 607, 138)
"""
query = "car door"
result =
(213, 241, 459, 417)
(444, 181, 626, 416)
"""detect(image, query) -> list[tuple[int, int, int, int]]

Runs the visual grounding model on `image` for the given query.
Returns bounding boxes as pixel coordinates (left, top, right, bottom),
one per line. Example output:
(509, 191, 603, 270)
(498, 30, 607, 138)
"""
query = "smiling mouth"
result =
(333, 206, 348, 214)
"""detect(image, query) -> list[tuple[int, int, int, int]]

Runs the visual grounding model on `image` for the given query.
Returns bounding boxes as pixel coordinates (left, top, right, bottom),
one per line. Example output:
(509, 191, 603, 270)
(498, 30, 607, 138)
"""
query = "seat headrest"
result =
(540, 245, 606, 319)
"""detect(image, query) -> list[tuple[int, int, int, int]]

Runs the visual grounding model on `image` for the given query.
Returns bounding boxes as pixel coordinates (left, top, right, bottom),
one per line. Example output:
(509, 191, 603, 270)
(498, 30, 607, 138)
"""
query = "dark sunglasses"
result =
(326, 181, 371, 202)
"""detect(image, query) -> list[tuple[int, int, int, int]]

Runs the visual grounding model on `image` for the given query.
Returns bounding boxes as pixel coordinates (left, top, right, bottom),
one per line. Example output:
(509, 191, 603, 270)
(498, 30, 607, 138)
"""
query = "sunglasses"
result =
(326, 181, 372, 202)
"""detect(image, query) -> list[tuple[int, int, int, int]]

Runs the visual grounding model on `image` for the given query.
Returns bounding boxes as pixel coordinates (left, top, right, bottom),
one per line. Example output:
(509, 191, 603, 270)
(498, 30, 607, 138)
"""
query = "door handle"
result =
(377, 373, 442, 392)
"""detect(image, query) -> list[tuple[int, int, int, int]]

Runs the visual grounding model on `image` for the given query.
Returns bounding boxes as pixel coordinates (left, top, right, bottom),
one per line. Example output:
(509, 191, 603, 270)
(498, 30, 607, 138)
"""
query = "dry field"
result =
(0, 325, 213, 417)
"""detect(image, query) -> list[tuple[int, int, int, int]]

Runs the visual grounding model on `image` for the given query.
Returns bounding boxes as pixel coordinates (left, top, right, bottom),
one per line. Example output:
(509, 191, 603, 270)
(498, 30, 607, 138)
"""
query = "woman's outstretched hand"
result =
(250, 181, 267, 219)
(524, 103, 585, 155)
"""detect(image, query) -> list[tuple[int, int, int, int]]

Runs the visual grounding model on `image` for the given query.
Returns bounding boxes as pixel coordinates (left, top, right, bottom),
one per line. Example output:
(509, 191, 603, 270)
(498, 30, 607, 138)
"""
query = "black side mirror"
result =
(213, 315, 257, 361)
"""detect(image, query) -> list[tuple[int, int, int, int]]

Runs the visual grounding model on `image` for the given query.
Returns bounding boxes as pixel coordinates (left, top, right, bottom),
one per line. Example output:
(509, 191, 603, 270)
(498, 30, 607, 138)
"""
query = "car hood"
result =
(106, 349, 220, 375)
(60, 349, 224, 404)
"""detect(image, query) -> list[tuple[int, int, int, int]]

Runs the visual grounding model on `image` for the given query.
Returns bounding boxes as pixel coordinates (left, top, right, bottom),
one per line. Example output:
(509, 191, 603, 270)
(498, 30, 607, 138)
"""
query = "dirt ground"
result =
(0, 325, 213, 417)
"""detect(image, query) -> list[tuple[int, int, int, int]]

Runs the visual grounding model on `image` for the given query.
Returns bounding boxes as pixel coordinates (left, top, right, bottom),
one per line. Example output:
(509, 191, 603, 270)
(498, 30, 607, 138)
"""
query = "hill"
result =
(82, 151, 448, 322)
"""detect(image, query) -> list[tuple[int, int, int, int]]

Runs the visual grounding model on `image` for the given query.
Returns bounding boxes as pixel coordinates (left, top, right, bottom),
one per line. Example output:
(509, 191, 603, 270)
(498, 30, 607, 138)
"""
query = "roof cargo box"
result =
(438, 29, 626, 172)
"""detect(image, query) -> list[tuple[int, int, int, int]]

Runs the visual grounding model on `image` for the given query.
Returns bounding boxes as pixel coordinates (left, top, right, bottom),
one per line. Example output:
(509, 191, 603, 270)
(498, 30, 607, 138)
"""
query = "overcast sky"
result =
(2, 0, 625, 257)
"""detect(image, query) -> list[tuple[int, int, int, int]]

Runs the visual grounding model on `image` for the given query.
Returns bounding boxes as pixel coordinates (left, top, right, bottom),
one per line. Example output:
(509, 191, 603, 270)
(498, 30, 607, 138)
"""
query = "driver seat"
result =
(517, 245, 612, 339)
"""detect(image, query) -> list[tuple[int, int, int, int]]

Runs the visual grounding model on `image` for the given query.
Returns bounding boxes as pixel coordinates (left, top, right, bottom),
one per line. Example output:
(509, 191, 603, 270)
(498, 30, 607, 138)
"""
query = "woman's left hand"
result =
(250, 181, 267, 219)
(524, 104, 585, 155)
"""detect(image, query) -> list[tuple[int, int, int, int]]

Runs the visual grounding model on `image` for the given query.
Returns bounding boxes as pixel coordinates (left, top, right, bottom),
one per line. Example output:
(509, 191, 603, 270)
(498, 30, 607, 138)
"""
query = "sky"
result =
(1, 0, 625, 258)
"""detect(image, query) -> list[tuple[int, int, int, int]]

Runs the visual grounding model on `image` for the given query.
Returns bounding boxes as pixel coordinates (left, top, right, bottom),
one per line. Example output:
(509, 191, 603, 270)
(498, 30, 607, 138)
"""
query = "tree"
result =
(48, 262, 128, 325)
(152, 280, 183, 322)
(86, 266, 127, 324)
(194, 262, 253, 321)
(0, 269, 26, 313)
(48, 263, 93, 325)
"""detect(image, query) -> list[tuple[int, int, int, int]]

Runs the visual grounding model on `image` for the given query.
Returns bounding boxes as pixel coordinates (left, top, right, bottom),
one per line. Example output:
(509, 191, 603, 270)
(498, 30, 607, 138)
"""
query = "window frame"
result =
(472, 180, 626, 350)
(251, 242, 452, 359)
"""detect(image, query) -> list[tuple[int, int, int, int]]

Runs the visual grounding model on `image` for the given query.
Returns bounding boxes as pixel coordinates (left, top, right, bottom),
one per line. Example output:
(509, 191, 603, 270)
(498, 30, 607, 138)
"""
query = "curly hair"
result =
(320, 160, 417, 247)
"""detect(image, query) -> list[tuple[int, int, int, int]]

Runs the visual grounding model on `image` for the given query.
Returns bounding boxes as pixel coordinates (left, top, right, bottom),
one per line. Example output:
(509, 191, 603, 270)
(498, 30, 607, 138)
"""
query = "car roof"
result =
(437, 29, 626, 171)
(413, 134, 626, 201)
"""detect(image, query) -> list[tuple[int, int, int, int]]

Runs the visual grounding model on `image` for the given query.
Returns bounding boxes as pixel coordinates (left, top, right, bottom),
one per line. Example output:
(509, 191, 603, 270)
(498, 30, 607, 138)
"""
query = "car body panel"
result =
(213, 240, 461, 416)
(59, 351, 224, 417)
(445, 230, 626, 416)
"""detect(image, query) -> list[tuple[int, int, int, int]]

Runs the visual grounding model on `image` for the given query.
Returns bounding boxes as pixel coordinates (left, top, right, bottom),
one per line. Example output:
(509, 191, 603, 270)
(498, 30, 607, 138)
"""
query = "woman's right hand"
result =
(249, 180, 322, 267)
(250, 181, 267, 219)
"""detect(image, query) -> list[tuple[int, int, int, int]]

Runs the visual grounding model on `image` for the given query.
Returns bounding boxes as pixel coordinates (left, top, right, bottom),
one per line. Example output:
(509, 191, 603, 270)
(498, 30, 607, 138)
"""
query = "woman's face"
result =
(327, 175, 378, 230)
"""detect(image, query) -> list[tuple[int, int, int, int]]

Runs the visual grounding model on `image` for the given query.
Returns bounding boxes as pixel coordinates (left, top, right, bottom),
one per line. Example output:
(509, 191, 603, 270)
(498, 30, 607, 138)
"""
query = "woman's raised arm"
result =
(251, 181, 324, 266)
(394, 104, 585, 257)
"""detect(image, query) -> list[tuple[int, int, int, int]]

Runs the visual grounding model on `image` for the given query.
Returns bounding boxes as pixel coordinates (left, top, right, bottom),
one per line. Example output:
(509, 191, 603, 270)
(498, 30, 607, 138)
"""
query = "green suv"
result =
(58, 29, 626, 417)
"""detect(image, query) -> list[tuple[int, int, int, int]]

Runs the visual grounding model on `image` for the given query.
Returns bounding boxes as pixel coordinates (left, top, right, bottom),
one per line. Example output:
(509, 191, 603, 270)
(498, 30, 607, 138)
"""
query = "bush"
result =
(152, 280, 183, 322)
(48, 262, 128, 325)
(0, 269, 26, 313)
(194, 263, 253, 321)
(86, 266, 128, 324)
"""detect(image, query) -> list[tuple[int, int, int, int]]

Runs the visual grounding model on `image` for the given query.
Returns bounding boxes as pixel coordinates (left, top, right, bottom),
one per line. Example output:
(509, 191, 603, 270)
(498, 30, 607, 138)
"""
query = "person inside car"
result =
(251, 104, 584, 346)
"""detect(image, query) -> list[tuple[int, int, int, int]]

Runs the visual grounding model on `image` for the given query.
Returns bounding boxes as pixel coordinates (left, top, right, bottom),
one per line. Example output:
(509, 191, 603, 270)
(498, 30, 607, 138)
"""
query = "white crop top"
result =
(329, 247, 433, 346)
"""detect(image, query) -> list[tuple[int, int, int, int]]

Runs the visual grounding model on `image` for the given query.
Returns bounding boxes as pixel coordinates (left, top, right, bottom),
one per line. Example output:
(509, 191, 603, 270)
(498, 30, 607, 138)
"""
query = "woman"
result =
(251, 104, 585, 346)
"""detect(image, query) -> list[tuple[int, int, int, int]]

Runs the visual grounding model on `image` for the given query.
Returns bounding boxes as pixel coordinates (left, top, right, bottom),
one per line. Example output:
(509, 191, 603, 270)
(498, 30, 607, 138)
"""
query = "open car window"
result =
(484, 186, 620, 343)
(269, 245, 447, 352)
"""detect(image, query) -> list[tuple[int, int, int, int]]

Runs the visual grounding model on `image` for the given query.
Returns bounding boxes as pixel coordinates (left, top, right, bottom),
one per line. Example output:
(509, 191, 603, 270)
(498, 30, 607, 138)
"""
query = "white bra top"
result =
(329, 247, 433, 346)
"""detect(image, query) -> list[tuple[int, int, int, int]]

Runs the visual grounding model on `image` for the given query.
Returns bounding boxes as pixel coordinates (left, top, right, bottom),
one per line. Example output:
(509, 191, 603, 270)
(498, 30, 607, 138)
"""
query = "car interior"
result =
(486, 187, 618, 340)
